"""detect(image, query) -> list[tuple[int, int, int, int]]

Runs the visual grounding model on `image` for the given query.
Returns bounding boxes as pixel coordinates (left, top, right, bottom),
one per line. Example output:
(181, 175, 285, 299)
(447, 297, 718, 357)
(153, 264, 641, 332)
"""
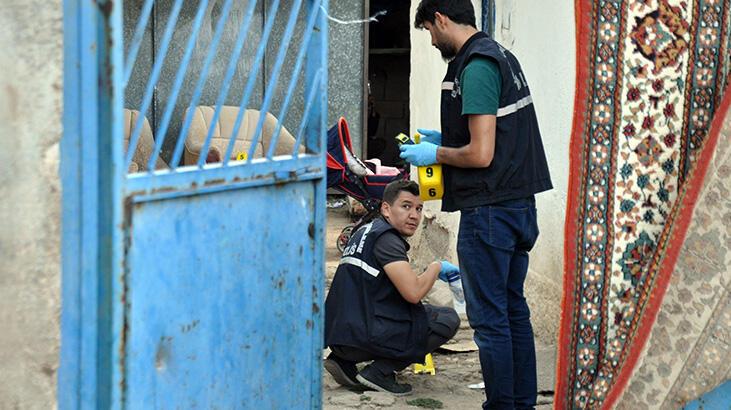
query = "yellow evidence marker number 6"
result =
(395, 132, 444, 201)
(412, 132, 443, 201)
(418, 165, 443, 201)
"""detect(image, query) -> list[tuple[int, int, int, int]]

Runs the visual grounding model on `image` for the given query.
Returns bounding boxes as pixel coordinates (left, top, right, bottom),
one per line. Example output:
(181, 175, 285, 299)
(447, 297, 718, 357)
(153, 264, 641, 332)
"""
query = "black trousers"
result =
(330, 304, 460, 375)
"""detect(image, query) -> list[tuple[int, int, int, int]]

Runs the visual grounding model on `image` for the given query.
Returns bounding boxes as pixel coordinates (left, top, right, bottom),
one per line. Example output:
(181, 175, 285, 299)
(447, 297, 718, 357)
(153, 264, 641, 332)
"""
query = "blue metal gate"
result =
(60, 0, 328, 408)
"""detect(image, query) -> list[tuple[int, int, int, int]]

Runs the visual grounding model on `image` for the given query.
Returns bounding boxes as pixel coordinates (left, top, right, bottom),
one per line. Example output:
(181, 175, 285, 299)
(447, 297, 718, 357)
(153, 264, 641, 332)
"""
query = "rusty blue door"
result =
(60, 0, 328, 408)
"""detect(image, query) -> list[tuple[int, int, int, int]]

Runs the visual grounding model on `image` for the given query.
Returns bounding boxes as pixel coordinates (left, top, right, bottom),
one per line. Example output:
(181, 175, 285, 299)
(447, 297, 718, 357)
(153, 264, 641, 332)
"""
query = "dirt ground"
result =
(322, 200, 556, 409)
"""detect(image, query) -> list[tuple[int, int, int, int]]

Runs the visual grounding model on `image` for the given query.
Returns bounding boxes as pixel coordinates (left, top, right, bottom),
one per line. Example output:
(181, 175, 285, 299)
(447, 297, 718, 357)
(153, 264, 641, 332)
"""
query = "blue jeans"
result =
(457, 197, 539, 410)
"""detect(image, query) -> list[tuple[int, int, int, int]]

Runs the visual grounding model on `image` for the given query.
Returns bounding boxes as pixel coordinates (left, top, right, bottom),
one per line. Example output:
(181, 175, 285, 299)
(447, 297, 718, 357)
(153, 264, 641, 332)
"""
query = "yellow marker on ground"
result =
(413, 353, 436, 375)
(236, 152, 248, 161)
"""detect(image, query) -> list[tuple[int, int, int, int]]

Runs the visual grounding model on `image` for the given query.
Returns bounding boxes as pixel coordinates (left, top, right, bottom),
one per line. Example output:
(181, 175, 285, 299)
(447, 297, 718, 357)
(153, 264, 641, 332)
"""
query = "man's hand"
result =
(438, 260, 461, 283)
(399, 142, 439, 166)
(417, 128, 442, 145)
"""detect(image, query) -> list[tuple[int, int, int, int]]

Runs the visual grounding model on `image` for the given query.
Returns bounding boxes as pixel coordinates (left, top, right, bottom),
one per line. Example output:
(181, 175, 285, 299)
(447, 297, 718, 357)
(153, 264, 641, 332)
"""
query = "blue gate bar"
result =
(63, 0, 329, 406)
(245, 0, 304, 161)
(170, 0, 258, 169)
(78, 1, 103, 405)
(144, 0, 211, 171)
(221, 0, 283, 165)
(304, 0, 327, 155)
(124, 0, 184, 169)
(306, 0, 327, 405)
(125, 155, 323, 202)
(292, 70, 323, 156)
(123, 0, 154, 87)
(267, 5, 319, 159)
(98, 0, 125, 405)
(61, 0, 125, 407)
(60, 0, 85, 407)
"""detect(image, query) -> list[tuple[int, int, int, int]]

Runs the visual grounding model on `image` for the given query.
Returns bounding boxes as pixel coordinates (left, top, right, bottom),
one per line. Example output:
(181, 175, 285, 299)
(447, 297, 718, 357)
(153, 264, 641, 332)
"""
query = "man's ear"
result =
(434, 12, 448, 29)
(381, 201, 391, 218)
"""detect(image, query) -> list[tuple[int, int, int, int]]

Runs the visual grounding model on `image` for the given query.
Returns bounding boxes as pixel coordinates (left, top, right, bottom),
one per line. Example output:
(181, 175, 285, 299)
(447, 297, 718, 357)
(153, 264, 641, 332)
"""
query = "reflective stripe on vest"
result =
(340, 256, 380, 277)
(497, 95, 534, 117)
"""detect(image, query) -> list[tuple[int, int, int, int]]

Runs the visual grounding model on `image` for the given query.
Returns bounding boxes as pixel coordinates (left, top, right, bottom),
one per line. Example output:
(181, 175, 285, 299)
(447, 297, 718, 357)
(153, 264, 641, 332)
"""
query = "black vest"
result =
(441, 32, 552, 212)
(324, 218, 428, 362)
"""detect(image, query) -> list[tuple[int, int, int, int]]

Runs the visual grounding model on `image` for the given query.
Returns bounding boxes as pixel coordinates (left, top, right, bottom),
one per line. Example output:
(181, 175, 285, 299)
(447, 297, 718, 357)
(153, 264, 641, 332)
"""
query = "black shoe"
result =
(355, 365, 412, 396)
(324, 354, 361, 388)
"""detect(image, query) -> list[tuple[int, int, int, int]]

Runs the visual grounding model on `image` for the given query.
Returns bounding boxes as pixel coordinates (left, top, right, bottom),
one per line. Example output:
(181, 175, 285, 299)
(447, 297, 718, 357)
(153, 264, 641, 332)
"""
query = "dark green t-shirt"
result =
(460, 56, 501, 115)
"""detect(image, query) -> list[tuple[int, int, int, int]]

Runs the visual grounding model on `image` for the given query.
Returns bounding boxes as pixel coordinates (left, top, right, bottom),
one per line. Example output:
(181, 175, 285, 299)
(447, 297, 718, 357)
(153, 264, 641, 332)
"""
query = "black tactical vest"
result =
(325, 218, 428, 362)
(440, 32, 552, 212)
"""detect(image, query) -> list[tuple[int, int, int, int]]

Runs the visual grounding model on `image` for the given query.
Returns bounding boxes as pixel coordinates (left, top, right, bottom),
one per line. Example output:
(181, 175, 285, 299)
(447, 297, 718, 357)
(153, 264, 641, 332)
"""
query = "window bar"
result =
(245, 0, 304, 161)
(124, 0, 184, 170)
(144, 0, 210, 171)
(170, 0, 258, 169)
(221, 0, 282, 166)
(266, 5, 319, 160)
(482, 0, 495, 38)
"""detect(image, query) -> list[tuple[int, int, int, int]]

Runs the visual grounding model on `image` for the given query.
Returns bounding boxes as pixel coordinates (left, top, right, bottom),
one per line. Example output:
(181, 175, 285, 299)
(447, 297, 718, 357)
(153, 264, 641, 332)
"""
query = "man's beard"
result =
(436, 41, 457, 61)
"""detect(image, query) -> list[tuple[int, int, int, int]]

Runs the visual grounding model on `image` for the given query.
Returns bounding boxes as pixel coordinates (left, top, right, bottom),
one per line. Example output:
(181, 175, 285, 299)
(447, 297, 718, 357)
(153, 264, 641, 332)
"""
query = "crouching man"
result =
(324, 180, 461, 395)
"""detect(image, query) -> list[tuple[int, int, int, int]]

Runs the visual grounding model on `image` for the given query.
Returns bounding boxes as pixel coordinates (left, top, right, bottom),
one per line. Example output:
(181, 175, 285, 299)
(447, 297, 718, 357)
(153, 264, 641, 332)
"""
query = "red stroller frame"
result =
(326, 117, 409, 252)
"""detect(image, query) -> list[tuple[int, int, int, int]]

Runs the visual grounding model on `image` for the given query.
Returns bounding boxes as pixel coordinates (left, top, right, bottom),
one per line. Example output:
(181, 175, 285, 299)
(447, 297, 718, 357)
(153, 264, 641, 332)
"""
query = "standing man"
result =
(401, 1, 552, 409)
(324, 180, 461, 396)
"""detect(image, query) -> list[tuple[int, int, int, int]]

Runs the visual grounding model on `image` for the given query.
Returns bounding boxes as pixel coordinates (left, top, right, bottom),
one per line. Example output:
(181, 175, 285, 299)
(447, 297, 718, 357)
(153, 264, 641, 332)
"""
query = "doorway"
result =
(364, 0, 411, 166)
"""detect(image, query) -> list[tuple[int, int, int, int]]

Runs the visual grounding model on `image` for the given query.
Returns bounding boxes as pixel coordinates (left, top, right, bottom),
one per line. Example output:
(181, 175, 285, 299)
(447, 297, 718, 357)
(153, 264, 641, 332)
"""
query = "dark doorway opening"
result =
(364, 0, 411, 166)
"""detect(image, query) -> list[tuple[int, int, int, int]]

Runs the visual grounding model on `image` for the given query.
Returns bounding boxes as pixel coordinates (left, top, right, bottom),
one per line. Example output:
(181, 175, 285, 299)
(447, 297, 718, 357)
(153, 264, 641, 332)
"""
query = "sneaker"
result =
(355, 365, 412, 396)
(324, 354, 361, 388)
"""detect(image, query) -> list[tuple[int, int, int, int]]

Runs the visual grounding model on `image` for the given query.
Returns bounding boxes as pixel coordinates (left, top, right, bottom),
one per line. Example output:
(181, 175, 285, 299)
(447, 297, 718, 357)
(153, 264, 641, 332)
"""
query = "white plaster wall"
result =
(493, 0, 574, 289)
(409, 0, 574, 343)
(0, 1, 63, 408)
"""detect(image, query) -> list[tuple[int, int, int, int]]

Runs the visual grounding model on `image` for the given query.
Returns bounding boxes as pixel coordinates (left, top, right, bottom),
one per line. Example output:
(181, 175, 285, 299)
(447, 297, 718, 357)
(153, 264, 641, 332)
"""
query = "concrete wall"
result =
(328, 0, 365, 155)
(408, 0, 574, 344)
(0, 1, 63, 408)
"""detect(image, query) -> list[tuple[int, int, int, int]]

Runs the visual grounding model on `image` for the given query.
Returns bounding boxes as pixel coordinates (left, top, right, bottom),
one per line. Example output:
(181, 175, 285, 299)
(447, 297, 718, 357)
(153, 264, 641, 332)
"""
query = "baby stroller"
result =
(327, 117, 409, 253)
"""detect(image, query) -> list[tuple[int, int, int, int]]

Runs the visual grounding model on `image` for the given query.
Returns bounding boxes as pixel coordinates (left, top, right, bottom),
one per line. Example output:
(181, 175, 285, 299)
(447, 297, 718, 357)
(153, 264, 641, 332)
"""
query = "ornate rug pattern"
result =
(616, 88, 731, 409)
(556, 0, 730, 408)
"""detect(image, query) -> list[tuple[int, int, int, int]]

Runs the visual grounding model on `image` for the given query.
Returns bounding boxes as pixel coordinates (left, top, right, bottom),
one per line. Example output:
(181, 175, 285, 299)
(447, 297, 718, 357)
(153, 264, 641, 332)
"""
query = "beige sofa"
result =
(123, 109, 168, 173)
(183, 106, 300, 165)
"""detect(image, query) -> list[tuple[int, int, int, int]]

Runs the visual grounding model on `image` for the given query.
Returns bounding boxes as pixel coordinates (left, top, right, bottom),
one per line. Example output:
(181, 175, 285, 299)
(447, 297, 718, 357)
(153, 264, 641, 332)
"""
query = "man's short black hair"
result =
(414, 0, 477, 29)
(382, 180, 420, 205)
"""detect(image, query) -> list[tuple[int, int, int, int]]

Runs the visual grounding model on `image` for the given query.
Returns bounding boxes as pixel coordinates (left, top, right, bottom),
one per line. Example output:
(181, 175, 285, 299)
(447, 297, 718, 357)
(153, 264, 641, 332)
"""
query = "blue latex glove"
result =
(417, 128, 442, 146)
(439, 261, 461, 283)
(399, 142, 439, 166)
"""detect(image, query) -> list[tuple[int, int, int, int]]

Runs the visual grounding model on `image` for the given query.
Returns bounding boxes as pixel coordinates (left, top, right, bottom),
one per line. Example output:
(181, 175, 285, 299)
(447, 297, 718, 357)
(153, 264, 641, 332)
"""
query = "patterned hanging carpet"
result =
(615, 91, 731, 409)
(556, 1, 731, 408)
